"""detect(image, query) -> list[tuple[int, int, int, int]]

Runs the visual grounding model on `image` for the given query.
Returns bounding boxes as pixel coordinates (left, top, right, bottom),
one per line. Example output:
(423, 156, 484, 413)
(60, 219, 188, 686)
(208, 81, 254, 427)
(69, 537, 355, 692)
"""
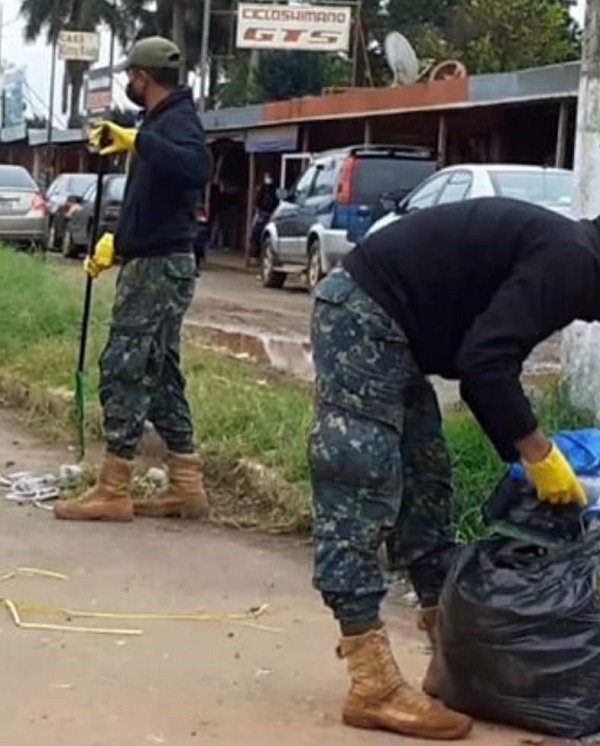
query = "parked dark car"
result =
(46, 172, 97, 251)
(62, 174, 126, 258)
(261, 144, 437, 291)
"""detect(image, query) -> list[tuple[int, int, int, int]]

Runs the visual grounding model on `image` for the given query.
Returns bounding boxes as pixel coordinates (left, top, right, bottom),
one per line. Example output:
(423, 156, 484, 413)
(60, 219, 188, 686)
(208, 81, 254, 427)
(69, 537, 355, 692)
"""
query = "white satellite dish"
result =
(384, 32, 420, 86)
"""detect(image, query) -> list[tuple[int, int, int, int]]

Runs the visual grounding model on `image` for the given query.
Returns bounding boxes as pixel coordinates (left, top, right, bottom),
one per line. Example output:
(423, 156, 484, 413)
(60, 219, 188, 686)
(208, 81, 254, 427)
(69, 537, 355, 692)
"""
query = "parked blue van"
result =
(261, 144, 437, 291)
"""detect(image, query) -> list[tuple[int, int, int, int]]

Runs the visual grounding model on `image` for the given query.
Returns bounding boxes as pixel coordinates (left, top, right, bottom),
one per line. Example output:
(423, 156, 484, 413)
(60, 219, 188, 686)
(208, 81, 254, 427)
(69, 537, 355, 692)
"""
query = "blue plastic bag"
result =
(509, 428, 600, 480)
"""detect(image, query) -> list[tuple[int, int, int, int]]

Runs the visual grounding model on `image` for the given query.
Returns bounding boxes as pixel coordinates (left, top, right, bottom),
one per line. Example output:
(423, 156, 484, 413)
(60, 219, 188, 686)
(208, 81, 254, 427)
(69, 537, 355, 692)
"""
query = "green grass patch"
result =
(0, 246, 592, 536)
(0, 247, 314, 529)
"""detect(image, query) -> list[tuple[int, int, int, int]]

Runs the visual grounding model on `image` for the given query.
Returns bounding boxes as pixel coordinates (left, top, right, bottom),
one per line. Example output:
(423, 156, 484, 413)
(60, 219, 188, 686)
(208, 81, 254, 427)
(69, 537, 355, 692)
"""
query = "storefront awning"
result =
(245, 124, 298, 153)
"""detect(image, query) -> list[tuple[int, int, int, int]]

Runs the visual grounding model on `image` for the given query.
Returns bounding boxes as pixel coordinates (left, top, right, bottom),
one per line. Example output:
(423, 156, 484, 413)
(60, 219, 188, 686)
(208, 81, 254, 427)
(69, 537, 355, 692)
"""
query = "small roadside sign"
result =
(58, 31, 100, 62)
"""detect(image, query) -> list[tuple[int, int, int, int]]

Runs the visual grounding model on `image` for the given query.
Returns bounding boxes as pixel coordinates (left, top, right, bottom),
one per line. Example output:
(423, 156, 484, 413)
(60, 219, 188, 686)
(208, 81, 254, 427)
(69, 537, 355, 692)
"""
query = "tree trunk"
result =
(61, 74, 69, 116)
(68, 64, 86, 128)
(172, 0, 187, 84)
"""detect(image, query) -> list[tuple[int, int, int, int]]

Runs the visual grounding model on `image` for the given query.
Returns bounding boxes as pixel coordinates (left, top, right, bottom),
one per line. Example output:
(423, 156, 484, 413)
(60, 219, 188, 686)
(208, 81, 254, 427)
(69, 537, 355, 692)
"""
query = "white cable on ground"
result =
(0, 466, 88, 509)
(1, 472, 60, 509)
(0, 465, 167, 510)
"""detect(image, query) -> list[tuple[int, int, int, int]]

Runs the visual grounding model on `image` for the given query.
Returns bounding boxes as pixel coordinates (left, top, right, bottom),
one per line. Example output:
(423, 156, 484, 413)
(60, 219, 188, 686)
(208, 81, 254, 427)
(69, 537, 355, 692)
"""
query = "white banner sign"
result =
(58, 31, 100, 62)
(236, 3, 352, 52)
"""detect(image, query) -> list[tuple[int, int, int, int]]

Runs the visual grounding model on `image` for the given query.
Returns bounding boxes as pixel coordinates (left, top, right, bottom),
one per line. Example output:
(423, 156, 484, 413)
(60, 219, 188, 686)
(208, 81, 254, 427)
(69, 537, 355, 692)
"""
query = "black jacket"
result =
(344, 197, 600, 461)
(116, 88, 210, 259)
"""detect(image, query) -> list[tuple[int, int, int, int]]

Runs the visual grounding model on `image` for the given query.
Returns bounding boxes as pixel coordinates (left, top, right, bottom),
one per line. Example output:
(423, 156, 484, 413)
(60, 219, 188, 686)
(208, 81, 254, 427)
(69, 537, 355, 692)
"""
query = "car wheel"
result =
(307, 240, 325, 292)
(261, 238, 286, 289)
(61, 228, 78, 259)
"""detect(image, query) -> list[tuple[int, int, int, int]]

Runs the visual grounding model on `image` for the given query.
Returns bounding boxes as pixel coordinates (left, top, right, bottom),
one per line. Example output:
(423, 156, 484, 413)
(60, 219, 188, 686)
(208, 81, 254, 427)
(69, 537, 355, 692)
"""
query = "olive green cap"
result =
(126, 36, 181, 70)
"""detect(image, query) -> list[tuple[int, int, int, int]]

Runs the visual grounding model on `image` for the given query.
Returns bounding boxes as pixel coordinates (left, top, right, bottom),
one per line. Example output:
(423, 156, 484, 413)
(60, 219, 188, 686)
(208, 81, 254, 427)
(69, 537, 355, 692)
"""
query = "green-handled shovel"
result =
(75, 149, 108, 461)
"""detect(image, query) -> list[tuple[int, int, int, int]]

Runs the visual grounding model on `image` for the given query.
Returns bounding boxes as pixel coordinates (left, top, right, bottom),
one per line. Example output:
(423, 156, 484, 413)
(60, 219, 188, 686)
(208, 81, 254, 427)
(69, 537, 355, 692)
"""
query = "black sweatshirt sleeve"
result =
(136, 114, 210, 189)
(456, 242, 598, 462)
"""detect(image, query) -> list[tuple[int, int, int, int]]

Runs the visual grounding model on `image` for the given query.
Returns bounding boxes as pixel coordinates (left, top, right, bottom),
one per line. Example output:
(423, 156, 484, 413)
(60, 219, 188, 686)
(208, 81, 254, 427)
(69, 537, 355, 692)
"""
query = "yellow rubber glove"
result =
(89, 121, 137, 156)
(523, 443, 587, 507)
(84, 233, 115, 279)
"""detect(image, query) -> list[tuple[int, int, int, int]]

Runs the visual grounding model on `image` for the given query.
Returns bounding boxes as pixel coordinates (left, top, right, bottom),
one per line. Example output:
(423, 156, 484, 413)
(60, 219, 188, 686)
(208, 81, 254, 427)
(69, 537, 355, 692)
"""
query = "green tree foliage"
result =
(386, 0, 461, 36)
(445, 0, 580, 73)
(255, 51, 326, 101)
(391, 0, 580, 75)
(215, 49, 353, 107)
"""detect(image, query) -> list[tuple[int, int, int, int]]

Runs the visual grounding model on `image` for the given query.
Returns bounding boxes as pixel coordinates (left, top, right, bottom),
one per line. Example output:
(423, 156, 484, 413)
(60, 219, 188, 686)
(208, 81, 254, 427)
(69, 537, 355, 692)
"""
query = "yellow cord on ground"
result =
(3, 599, 142, 636)
(0, 567, 69, 582)
(2, 598, 282, 634)
(16, 567, 70, 580)
(0, 566, 282, 634)
(8, 601, 280, 631)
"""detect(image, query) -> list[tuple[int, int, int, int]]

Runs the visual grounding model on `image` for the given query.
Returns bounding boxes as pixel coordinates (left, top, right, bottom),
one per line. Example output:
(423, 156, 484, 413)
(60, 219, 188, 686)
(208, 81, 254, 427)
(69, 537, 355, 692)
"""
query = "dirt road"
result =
(191, 263, 560, 408)
(195, 263, 561, 361)
(0, 411, 558, 746)
(195, 264, 311, 338)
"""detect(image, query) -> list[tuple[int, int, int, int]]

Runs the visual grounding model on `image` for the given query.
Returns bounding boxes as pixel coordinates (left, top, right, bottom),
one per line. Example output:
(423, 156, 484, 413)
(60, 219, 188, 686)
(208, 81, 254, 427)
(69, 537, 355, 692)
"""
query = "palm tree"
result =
(19, 0, 132, 127)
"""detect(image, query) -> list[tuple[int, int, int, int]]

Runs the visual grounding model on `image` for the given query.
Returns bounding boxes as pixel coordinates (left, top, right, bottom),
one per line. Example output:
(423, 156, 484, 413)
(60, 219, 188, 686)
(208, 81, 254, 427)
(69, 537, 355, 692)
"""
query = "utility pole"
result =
(45, 36, 57, 188)
(351, 0, 362, 87)
(108, 4, 116, 105)
(562, 0, 600, 415)
(0, 3, 4, 72)
(172, 0, 187, 85)
(0, 2, 4, 149)
(573, 0, 600, 219)
(198, 0, 211, 113)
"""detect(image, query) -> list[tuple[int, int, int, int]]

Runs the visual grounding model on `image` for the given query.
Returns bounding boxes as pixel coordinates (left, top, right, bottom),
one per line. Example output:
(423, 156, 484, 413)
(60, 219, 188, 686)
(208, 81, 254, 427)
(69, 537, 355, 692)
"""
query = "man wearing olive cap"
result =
(55, 37, 211, 522)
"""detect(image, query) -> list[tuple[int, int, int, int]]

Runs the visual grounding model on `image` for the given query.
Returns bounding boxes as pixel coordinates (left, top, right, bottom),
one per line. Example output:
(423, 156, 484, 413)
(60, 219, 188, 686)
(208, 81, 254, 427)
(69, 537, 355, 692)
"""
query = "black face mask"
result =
(125, 81, 145, 108)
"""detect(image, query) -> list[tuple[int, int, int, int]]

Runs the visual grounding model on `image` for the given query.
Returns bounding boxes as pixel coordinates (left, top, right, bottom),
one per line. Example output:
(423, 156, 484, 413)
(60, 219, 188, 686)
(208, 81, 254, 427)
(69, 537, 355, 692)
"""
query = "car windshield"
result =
(490, 170, 573, 211)
(0, 166, 35, 190)
(352, 156, 437, 204)
(67, 174, 96, 197)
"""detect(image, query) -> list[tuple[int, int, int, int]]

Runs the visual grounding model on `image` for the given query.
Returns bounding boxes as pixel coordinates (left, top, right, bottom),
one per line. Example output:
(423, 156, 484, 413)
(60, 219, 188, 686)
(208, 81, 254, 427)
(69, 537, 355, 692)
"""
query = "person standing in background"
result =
(54, 37, 211, 523)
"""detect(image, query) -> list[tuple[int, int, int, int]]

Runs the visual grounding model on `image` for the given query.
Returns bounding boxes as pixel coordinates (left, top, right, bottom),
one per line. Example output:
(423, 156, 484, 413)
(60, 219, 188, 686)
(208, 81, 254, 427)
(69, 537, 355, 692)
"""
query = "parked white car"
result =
(367, 164, 574, 236)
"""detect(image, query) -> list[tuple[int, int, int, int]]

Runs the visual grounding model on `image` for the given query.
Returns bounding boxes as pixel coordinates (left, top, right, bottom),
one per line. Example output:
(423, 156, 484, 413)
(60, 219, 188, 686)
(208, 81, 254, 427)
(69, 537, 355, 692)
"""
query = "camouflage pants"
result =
(100, 254, 196, 459)
(309, 268, 456, 628)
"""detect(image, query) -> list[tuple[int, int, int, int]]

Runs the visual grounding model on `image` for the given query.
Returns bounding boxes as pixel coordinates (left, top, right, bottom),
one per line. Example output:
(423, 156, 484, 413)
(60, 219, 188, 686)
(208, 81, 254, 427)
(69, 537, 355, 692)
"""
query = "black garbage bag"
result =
(484, 472, 583, 545)
(438, 475, 600, 739)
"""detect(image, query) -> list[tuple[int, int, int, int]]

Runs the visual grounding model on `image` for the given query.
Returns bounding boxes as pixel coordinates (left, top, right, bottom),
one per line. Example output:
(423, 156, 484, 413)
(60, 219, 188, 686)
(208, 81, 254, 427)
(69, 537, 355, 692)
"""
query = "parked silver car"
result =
(367, 164, 574, 236)
(0, 165, 48, 245)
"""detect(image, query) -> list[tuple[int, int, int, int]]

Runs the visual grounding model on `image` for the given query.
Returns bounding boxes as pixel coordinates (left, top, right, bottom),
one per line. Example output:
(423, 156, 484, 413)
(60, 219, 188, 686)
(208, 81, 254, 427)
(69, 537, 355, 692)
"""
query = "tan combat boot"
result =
(54, 454, 134, 522)
(419, 607, 442, 698)
(337, 627, 472, 740)
(133, 452, 209, 519)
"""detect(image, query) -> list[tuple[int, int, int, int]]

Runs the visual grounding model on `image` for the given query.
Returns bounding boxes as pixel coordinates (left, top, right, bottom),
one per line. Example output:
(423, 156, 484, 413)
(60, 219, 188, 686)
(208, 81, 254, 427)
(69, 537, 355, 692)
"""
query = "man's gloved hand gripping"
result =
(84, 233, 115, 279)
(89, 121, 137, 156)
(522, 438, 587, 507)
